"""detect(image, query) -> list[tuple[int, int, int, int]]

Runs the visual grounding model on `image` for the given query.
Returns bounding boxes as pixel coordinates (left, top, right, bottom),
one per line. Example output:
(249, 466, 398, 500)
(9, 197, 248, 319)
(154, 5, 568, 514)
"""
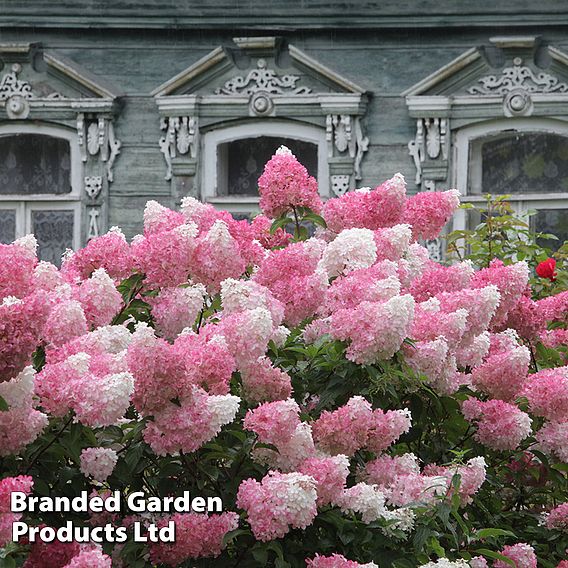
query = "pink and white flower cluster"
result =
(0, 148, 566, 565)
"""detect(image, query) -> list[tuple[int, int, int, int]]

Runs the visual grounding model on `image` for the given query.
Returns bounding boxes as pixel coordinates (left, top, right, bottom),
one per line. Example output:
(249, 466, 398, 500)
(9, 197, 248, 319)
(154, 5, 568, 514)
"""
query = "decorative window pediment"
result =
(403, 37, 568, 190)
(152, 37, 370, 208)
(0, 44, 123, 245)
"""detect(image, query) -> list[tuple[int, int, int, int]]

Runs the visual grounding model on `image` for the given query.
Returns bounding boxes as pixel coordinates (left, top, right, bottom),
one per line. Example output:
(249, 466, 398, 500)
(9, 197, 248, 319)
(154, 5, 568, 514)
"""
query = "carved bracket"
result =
(326, 114, 369, 182)
(159, 116, 199, 181)
(77, 114, 122, 183)
(408, 117, 449, 186)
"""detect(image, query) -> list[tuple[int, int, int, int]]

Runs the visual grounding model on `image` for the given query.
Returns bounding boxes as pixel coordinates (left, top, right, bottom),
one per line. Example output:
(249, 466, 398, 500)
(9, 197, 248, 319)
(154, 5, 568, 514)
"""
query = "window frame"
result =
(452, 118, 568, 233)
(201, 120, 330, 215)
(0, 123, 82, 250)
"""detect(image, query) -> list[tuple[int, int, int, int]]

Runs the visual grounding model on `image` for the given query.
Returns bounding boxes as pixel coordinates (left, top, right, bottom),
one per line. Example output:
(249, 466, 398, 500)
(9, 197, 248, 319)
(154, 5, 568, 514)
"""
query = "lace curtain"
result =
(477, 132, 568, 194)
(0, 134, 71, 195)
(226, 136, 318, 196)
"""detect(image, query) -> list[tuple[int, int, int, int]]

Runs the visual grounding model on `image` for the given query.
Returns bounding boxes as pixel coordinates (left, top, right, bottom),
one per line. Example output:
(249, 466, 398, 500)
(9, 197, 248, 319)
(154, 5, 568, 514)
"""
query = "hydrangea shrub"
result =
(0, 147, 566, 568)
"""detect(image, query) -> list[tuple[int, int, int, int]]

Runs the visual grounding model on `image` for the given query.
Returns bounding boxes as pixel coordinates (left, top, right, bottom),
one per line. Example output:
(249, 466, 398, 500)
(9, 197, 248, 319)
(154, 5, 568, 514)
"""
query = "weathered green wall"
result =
(1, 2, 568, 236)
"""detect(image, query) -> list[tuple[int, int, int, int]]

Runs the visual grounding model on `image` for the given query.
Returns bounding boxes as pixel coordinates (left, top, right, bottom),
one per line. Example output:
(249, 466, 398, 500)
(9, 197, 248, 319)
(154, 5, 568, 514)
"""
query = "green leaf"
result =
(302, 212, 327, 228)
(270, 217, 293, 234)
(0, 396, 8, 412)
(475, 528, 517, 540)
(474, 549, 516, 566)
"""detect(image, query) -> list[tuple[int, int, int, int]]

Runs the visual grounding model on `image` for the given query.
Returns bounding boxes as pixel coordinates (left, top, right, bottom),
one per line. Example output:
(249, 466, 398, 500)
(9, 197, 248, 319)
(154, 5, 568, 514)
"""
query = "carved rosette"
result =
(408, 117, 449, 187)
(326, 114, 369, 195)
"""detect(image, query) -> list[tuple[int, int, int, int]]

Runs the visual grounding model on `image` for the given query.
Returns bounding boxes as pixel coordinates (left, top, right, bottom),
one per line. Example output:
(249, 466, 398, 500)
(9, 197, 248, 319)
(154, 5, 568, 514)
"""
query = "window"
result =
(202, 121, 329, 216)
(0, 125, 81, 265)
(454, 119, 568, 250)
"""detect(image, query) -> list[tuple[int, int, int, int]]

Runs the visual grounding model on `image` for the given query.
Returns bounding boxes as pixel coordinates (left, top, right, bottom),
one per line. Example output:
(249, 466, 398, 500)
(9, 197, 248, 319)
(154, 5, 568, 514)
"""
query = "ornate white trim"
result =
(326, 114, 369, 180)
(76, 114, 121, 183)
(468, 59, 568, 95)
(87, 208, 100, 240)
(408, 118, 448, 185)
(215, 59, 311, 96)
(159, 116, 199, 181)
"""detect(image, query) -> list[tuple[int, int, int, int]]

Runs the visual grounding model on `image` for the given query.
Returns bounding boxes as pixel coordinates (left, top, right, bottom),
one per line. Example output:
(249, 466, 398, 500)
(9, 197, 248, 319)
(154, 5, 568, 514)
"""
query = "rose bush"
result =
(0, 147, 567, 568)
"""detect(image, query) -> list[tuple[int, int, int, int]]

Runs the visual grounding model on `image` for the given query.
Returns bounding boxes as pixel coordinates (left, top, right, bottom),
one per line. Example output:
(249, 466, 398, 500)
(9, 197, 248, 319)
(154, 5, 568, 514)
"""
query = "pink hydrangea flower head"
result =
(253, 421, 316, 472)
(504, 293, 545, 341)
(536, 420, 568, 462)
(319, 228, 377, 278)
(148, 284, 206, 340)
(424, 457, 487, 506)
(322, 173, 406, 233)
(220, 278, 285, 326)
(0, 291, 50, 382)
(537, 290, 568, 323)
(306, 554, 379, 568)
(0, 236, 37, 301)
(80, 448, 118, 482)
(298, 455, 350, 506)
(334, 483, 392, 524)
(0, 367, 48, 456)
(132, 222, 197, 289)
(73, 371, 134, 428)
(143, 200, 185, 235)
(236, 471, 318, 541)
(367, 408, 412, 453)
(42, 299, 88, 348)
(329, 295, 415, 364)
(209, 306, 275, 370)
(409, 260, 474, 302)
(127, 329, 188, 415)
(462, 398, 532, 451)
(322, 262, 400, 315)
(192, 220, 247, 293)
(240, 356, 292, 403)
(63, 548, 112, 568)
(74, 268, 122, 328)
(149, 512, 239, 565)
(312, 396, 373, 455)
(373, 224, 412, 261)
(470, 333, 530, 401)
(436, 285, 501, 342)
(144, 388, 239, 455)
(0, 475, 33, 546)
(61, 227, 133, 282)
(546, 502, 568, 531)
(174, 332, 236, 395)
(471, 259, 529, 329)
(522, 367, 568, 422)
(404, 337, 449, 383)
(243, 398, 301, 446)
(21, 538, 81, 568)
(258, 145, 322, 218)
(33, 261, 64, 292)
(253, 239, 328, 326)
(403, 189, 460, 240)
(494, 543, 537, 568)
(411, 299, 468, 349)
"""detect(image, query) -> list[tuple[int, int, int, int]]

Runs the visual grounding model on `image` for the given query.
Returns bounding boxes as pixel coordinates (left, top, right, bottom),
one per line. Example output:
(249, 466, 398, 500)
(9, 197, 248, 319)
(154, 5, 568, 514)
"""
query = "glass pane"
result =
(0, 134, 71, 195)
(31, 210, 74, 266)
(471, 132, 568, 194)
(0, 210, 16, 244)
(534, 209, 568, 251)
(224, 137, 318, 196)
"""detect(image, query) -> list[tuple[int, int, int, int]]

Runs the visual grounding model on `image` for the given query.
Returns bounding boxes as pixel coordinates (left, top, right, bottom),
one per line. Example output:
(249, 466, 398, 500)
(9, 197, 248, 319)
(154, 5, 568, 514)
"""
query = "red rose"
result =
(536, 258, 557, 281)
